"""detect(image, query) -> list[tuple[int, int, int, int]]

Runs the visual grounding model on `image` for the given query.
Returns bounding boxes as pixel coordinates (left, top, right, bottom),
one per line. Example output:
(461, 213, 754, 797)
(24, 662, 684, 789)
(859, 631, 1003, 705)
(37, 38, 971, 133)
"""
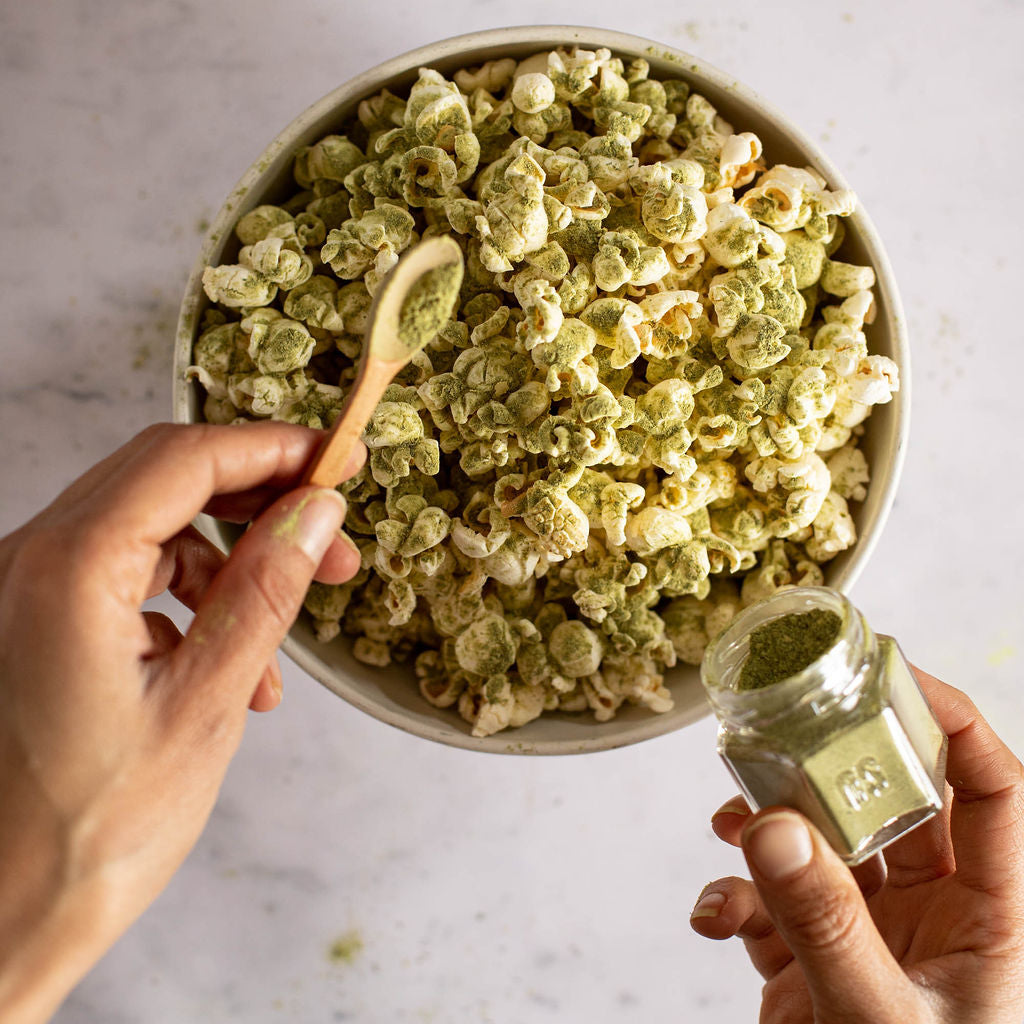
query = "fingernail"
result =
(690, 891, 727, 920)
(276, 489, 347, 563)
(712, 800, 751, 821)
(744, 812, 814, 880)
(337, 529, 361, 558)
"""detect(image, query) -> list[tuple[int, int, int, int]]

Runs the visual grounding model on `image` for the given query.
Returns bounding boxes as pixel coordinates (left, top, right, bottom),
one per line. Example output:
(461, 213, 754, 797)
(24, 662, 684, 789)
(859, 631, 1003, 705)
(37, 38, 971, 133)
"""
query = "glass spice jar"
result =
(700, 586, 947, 865)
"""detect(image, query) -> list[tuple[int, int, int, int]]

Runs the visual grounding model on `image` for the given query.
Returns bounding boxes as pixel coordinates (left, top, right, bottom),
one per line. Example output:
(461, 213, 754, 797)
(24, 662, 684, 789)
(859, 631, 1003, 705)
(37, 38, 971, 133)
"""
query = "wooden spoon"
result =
(302, 235, 464, 488)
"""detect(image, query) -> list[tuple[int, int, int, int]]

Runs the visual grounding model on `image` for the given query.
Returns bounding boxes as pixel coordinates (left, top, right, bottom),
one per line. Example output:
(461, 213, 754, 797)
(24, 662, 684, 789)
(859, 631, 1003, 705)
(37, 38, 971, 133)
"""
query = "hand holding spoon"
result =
(302, 235, 464, 488)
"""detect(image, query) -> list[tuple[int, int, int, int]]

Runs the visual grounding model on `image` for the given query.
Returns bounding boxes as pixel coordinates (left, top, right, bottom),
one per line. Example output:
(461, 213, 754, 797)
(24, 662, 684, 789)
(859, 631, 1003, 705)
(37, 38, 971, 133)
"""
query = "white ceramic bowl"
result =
(173, 26, 909, 755)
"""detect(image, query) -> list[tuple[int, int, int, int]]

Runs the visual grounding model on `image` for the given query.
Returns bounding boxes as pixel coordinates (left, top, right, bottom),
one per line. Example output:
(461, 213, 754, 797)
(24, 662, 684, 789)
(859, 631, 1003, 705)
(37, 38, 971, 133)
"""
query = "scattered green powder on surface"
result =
(328, 929, 364, 965)
(737, 609, 842, 690)
(132, 342, 152, 369)
(987, 645, 1017, 667)
(396, 260, 462, 353)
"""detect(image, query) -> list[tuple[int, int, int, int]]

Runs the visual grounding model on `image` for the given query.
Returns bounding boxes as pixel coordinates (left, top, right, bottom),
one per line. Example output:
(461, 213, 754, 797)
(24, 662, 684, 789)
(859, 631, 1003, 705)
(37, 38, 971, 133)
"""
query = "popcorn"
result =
(235, 205, 297, 246)
(200, 264, 277, 308)
(821, 258, 876, 297)
(826, 443, 870, 502)
(511, 72, 556, 114)
(632, 164, 709, 244)
(504, 479, 590, 561)
(190, 50, 898, 736)
(362, 390, 440, 486)
(321, 204, 417, 285)
(294, 135, 366, 187)
(238, 236, 313, 290)
(454, 613, 517, 675)
(304, 581, 360, 643)
(245, 316, 315, 375)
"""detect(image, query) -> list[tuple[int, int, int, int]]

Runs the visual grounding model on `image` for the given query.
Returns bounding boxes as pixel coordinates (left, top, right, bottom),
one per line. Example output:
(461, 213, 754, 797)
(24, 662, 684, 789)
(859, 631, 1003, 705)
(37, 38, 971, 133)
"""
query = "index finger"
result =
(64, 421, 357, 546)
(914, 667, 1024, 894)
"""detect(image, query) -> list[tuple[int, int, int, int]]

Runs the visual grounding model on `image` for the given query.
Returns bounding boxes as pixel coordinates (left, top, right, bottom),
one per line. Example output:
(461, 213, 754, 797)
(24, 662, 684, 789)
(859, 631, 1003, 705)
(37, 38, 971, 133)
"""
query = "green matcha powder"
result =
(396, 260, 462, 353)
(737, 609, 842, 690)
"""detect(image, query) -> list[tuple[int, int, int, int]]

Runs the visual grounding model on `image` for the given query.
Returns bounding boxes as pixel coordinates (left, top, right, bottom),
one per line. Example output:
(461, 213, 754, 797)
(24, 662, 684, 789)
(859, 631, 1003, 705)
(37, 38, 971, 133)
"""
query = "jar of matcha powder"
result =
(700, 587, 947, 864)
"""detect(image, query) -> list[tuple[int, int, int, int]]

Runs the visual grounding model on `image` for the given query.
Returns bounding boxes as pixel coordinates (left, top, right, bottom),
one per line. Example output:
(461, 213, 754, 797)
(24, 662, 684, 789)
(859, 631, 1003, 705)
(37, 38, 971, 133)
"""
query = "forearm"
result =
(0, 898, 105, 1024)
(0, 782, 108, 1024)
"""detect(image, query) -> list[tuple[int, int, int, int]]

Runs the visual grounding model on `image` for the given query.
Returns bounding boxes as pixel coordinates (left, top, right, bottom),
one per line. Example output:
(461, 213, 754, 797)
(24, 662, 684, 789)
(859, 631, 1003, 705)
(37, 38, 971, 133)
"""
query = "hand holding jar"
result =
(691, 662, 1024, 1023)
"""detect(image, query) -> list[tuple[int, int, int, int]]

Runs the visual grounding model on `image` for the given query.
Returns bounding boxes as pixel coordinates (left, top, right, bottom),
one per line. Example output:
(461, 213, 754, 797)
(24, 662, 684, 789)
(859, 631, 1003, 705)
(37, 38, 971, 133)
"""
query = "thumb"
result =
(167, 486, 347, 720)
(741, 809, 915, 1018)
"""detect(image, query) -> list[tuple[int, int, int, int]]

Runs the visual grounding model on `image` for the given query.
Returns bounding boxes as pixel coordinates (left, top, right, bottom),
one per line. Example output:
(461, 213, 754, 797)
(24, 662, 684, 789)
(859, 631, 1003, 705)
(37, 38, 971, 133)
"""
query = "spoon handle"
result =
(302, 357, 396, 488)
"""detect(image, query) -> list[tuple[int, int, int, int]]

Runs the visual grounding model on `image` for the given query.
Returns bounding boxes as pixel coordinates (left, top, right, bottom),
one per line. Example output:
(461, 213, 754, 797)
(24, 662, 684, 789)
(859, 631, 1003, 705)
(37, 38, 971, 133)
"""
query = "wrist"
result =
(0, 801, 111, 1024)
(0, 877, 113, 1024)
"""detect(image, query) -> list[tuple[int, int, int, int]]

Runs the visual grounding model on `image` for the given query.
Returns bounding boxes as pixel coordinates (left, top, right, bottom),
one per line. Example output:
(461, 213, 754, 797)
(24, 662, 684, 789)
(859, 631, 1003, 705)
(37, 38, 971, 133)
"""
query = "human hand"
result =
(0, 422, 365, 1024)
(691, 670, 1024, 1023)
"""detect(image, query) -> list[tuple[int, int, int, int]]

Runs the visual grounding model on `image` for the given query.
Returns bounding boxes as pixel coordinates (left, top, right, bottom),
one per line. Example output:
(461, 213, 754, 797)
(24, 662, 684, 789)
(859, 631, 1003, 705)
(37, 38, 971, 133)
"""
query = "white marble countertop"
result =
(3, 2, 1022, 1021)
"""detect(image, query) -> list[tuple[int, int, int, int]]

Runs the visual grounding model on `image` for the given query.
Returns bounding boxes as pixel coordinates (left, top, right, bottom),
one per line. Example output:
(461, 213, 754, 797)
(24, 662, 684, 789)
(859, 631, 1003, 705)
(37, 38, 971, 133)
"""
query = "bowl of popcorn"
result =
(173, 26, 908, 754)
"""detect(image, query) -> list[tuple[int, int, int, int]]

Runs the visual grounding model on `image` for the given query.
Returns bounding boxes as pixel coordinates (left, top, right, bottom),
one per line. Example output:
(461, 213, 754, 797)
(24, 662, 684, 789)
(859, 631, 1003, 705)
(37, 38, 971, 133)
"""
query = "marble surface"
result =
(2, 2, 1022, 1021)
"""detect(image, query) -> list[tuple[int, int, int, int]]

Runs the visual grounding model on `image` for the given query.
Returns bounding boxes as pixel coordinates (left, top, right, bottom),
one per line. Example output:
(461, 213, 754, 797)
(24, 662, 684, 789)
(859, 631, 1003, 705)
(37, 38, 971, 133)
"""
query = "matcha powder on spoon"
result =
(396, 259, 463, 353)
(737, 609, 842, 690)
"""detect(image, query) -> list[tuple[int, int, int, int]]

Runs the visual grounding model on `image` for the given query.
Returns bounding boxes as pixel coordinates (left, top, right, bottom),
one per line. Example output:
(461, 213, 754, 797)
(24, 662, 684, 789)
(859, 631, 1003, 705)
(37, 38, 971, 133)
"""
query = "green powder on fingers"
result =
(737, 609, 842, 690)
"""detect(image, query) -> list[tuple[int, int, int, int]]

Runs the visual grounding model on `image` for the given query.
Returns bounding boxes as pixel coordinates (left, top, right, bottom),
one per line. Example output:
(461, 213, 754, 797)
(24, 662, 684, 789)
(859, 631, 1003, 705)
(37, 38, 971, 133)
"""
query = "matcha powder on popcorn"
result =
(737, 609, 842, 690)
(396, 260, 462, 353)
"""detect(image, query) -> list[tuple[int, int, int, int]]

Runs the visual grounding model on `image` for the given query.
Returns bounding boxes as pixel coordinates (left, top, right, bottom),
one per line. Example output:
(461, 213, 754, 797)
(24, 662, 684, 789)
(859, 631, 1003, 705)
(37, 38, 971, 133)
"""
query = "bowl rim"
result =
(173, 24, 910, 756)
